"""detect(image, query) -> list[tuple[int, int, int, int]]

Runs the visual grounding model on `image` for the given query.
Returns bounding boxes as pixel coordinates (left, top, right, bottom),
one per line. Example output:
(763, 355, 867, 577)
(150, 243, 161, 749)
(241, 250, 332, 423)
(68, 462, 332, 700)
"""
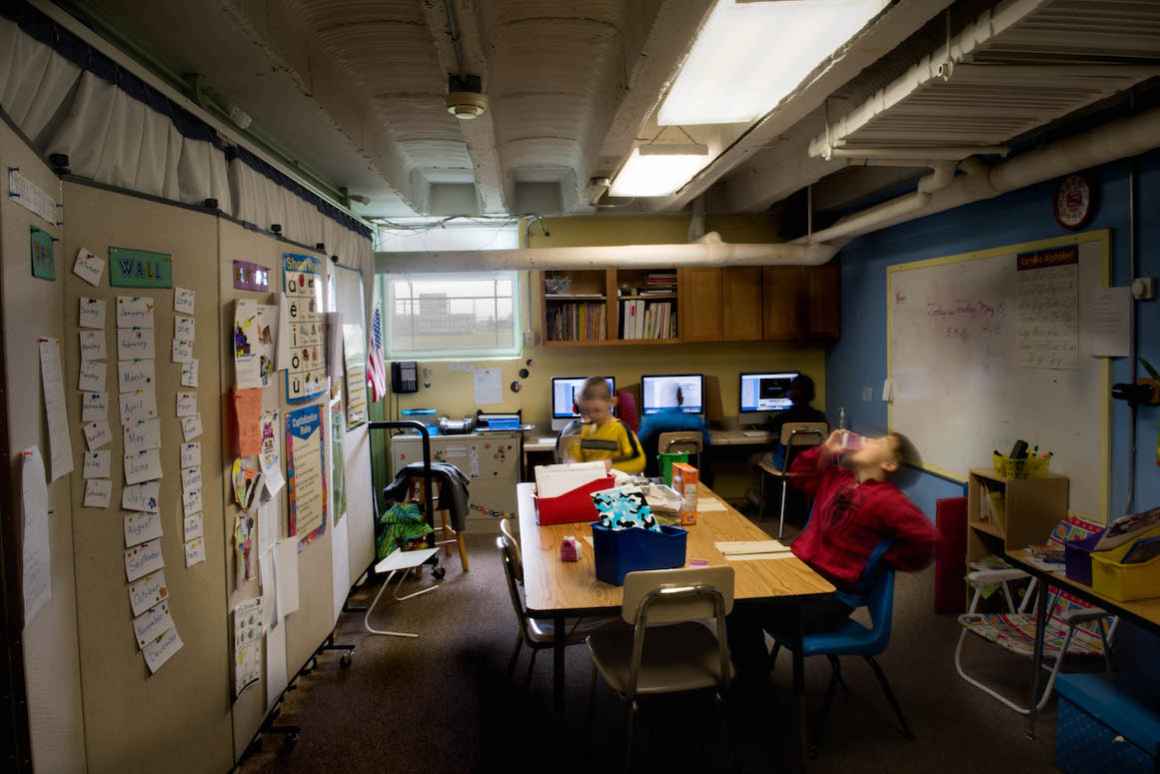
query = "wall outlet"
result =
(1131, 277, 1155, 301)
(862, 385, 873, 401)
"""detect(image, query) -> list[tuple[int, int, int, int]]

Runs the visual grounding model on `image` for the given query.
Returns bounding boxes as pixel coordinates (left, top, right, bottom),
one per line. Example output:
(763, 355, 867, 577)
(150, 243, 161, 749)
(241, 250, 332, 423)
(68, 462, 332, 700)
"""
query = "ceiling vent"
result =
(446, 74, 488, 120)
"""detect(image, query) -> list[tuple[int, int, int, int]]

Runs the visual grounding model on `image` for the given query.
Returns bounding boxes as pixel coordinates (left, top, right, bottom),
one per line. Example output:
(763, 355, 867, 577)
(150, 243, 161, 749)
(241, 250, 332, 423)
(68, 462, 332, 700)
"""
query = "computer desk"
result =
(522, 435, 557, 481)
(709, 428, 774, 446)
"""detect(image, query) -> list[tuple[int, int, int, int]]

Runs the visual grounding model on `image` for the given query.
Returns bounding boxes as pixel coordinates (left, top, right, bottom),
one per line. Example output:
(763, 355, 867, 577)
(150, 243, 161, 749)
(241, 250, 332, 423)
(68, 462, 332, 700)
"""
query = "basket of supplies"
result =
(591, 522, 688, 586)
(992, 451, 1052, 480)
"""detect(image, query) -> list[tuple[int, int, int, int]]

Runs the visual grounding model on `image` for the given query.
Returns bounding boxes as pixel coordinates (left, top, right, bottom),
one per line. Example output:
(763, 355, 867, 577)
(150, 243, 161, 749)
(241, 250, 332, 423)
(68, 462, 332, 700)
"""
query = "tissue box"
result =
(671, 463, 699, 526)
(591, 522, 687, 586)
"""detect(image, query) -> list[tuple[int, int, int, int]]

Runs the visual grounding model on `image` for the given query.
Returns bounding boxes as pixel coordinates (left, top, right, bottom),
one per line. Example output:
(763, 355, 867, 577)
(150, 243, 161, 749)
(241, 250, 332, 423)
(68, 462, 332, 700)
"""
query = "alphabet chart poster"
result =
(282, 253, 326, 403)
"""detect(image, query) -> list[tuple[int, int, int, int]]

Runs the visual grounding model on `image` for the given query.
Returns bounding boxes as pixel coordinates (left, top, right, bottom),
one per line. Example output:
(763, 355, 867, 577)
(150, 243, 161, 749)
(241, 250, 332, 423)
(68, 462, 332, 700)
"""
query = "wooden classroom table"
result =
(1005, 548, 1160, 736)
(517, 481, 834, 760)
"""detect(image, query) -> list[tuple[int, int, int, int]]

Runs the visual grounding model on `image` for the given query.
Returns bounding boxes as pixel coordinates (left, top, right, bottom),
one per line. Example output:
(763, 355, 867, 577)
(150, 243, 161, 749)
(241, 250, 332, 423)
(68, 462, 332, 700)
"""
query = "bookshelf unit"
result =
(538, 268, 681, 348)
(965, 468, 1070, 568)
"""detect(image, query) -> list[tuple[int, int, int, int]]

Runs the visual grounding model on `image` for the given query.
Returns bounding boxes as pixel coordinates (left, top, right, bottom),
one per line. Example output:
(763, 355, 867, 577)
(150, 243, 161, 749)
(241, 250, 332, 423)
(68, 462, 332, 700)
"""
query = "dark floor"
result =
(240, 518, 1063, 774)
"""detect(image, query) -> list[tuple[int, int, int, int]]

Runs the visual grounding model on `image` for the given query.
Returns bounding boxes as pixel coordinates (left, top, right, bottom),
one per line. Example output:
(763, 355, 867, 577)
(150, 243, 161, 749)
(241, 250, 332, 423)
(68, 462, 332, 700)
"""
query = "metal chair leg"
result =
(813, 659, 842, 757)
(526, 648, 538, 687)
(769, 641, 782, 671)
(827, 654, 850, 695)
(624, 700, 639, 773)
(778, 480, 788, 539)
(865, 656, 915, 740)
(587, 663, 599, 731)
(507, 634, 523, 678)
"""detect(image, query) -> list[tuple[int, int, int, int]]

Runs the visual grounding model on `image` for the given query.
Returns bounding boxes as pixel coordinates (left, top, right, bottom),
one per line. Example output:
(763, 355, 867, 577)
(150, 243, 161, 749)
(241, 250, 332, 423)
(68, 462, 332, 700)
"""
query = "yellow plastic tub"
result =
(1090, 551, 1160, 602)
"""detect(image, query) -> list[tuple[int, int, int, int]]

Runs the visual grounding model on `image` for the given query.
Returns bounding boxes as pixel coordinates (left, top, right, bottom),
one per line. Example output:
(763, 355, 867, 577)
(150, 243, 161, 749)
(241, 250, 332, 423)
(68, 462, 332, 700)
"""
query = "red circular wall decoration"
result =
(1054, 173, 1095, 230)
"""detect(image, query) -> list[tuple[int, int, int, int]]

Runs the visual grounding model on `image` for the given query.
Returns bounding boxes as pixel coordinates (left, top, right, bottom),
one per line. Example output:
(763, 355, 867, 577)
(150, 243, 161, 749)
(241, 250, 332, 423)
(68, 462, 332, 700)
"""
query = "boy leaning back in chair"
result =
(729, 429, 939, 681)
(564, 376, 646, 475)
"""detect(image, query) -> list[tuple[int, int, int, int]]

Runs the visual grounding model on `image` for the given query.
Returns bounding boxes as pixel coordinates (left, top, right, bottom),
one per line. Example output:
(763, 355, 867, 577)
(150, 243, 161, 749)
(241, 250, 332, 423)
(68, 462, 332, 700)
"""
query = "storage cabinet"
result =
(678, 267, 724, 342)
(965, 468, 1069, 568)
(763, 265, 841, 342)
(722, 267, 763, 342)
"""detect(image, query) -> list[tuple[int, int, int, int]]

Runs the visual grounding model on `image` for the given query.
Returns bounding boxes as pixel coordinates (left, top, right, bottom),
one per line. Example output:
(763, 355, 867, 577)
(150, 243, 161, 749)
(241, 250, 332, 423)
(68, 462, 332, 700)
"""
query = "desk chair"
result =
(954, 517, 1116, 715)
(586, 566, 734, 770)
(770, 541, 914, 754)
(657, 430, 703, 470)
(758, 421, 828, 538)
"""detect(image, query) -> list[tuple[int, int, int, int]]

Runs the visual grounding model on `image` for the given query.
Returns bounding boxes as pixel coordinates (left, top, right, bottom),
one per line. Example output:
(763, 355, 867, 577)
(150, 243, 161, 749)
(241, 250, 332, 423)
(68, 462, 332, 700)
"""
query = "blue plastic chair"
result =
(771, 541, 915, 752)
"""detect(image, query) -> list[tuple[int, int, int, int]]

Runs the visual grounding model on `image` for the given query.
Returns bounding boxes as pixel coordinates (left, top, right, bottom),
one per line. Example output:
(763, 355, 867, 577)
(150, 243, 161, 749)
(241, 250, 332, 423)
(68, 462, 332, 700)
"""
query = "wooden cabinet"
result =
(806, 263, 841, 340)
(678, 268, 724, 341)
(762, 265, 840, 342)
(722, 268, 763, 341)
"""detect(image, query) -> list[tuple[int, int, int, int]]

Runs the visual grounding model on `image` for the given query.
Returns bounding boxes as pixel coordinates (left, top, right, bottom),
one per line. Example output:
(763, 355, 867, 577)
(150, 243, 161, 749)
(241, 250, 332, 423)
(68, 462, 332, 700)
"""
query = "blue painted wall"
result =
(828, 148, 1160, 682)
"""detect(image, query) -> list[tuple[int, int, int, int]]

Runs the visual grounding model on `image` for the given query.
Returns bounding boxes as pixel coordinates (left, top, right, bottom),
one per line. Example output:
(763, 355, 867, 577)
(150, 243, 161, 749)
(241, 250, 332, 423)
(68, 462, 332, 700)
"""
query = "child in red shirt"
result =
(728, 430, 938, 679)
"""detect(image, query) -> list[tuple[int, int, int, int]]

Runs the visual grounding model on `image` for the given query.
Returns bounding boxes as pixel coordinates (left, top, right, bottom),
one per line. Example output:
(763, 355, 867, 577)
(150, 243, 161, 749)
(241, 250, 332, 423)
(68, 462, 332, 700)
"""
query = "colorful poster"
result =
(341, 324, 368, 430)
(329, 398, 346, 524)
(233, 300, 279, 388)
(286, 405, 326, 544)
(232, 596, 264, 698)
(30, 227, 55, 280)
(282, 254, 326, 402)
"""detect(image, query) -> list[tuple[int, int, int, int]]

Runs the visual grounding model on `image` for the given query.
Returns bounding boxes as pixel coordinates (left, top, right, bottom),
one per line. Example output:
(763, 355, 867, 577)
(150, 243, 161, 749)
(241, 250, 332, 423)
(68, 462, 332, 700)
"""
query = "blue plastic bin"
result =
(591, 522, 688, 586)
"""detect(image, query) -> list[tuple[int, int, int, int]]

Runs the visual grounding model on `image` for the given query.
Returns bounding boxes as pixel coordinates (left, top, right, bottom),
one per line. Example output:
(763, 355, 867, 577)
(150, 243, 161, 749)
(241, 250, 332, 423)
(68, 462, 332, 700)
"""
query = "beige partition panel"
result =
(2, 125, 86, 773)
(62, 183, 232, 774)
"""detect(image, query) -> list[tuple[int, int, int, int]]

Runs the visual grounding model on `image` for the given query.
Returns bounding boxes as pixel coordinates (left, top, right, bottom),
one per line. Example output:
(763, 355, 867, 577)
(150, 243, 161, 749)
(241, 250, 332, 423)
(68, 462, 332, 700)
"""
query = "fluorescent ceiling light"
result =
(659, 0, 890, 126)
(609, 144, 711, 197)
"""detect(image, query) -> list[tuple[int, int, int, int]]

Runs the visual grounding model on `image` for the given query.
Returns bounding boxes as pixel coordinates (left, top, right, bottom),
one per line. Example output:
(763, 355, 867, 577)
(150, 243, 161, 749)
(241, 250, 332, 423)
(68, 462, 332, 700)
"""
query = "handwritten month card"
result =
(122, 482, 160, 513)
(181, 414, 203, 442)
(82, 392, 107, 422)
(79, 297, 106, 329)
(82, 450, 110, 479)
(180, 359, 199, 388)
(116, 296, 155, 328)
(119, 387, 158, 425)
(118, 328, 155, 360)
(124, 510, 163, 548)
(82, 420, 112, 451)
(83, 478, 112, 509)
(174, 287, 196, 316)
(78, 330, 107, 361)
(125, 538, 165, 582)
(78, 359, 107, 392)
(132, 599, 174, 649)
(118, 360, 155, 391)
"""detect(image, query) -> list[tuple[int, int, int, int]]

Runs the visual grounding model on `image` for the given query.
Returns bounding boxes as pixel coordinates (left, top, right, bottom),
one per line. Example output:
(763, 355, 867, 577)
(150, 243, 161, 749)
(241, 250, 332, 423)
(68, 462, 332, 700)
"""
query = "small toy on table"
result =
(560, 536, 582, 562)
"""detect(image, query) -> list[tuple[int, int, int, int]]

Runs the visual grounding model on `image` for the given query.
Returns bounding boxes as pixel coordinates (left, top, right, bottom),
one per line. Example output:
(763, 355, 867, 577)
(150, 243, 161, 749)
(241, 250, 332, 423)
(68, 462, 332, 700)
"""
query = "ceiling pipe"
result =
(826, 146, 1009, 160)
(376, 230, 837, 273)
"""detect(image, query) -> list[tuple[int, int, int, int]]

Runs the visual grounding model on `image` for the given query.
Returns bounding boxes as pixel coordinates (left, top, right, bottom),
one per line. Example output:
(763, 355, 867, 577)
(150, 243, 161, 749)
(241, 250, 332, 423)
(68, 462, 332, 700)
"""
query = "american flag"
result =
(368, 306, 387, 400)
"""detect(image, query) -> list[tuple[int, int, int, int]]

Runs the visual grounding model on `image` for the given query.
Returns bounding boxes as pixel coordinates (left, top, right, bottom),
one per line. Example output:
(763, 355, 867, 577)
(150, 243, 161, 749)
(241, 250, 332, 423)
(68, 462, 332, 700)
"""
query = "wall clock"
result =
(1054, 173, 1094, 230)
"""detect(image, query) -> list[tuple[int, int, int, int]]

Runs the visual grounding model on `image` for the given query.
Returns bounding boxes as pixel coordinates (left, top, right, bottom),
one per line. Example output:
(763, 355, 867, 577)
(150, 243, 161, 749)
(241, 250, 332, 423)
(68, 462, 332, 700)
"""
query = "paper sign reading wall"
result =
(124, 448, 162, 485)
(124, 417, 162, 454)
(184, 513, 204, 542)
(125, 537, 165, 582)
(124, 510, 163, 548)
(83, 450, 110, 479)
(184, 537, 206, 568)
(176, 392, 198, 417)
(142, 625, 183, 674)
(82, 392, 107, 422)
(172, 336, 194, 364)
(119, 387, 158, 425)
(118, 360, 154, 391)
(78, 330, 107, 361)
(79, 297, 106, 329)
(174, 287, 195, 316)
(109, 247, 172, 290)
(83, 479, 112, 509)
(78, 359, 107, 392)
(116, 296, 155, 328)
(122, 482, 160, 512)
(73, 248, 104, 286)
(180, 359, 199, 388)
(181, 414, 203, 442)
(129, 570, 169, 616)
(118, 328, 154, 360)
(83, 420, 112, 450)
(132, 599, 174, 649)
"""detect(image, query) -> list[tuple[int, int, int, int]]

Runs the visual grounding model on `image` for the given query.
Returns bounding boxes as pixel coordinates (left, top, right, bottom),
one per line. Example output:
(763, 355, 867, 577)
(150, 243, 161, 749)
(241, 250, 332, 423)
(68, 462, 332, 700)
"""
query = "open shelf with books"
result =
(540, 269, 613, 344)
(616, 269, 678, 342)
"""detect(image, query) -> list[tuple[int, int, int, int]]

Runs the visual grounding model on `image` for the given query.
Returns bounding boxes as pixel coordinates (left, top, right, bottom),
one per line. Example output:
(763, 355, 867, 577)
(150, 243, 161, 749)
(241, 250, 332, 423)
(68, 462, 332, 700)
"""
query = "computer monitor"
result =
(739, 371, 800, 424)
(550, 376, 615, 431)
(640, 374, 704, 416)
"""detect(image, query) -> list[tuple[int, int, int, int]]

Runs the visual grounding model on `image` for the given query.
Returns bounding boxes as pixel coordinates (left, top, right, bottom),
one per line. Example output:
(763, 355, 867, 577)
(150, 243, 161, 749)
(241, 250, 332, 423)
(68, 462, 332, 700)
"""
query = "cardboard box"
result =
(671, 462, 699, 526)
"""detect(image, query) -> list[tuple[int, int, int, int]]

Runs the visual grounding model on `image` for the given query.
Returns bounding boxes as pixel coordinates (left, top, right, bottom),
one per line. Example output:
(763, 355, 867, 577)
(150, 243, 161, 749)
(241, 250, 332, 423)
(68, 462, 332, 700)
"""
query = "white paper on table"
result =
(132, 599, 174, 649)
(124, 510, 163, 548)
(697, 498, 728, 513)
(118, 359, 155, 392)
(176, 392, 198, 417)
(82, 420, 112, 451)
(184, 537, 206, 568)
(533, 461, 607, 498)
(73, 248, 104, 286)
(119, 387, 158, 425)
(128, 569, 169, 616)
(116, 296, 154, 329)
(123, 448, 162, 485)
(181, 465, 202, 492)
(715, 540, 792, 556)
(82, 391, 107, 422)
(183, 513, 204, 542)
(83, 478, 112, 509)
(142, 625, 183, 674)
(181, 414, 203, 442)
(123, 417, 161, 454)
(174, 316, 195, 341)
(21, 449, 51, 626)
(172, 336, 195, 364)
(78, 329, 107, 361)
(117, 328, 154, 360)
(78, 358, 106, 393)
(82, 449, 110, 479)
(174, 287, 196, 316)
(38, 339, 74, 480)
(725, 552, 796, 562)
(122, 481, 160, 513)
(182, 485, 203, 517)
(1086, 285, 1132, 358)
(180, 359, 199, 388)
(273, 538, 300, 618)
(180, 441, 201, 469)
(125, 537, 165, 582)
(79, 297, 107, 329)
(473, 367, 502, 406)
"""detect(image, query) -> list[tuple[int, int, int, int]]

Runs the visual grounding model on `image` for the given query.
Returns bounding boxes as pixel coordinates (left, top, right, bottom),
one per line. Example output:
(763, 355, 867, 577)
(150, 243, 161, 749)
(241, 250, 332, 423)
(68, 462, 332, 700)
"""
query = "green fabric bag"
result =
(376, 502, 434, 561)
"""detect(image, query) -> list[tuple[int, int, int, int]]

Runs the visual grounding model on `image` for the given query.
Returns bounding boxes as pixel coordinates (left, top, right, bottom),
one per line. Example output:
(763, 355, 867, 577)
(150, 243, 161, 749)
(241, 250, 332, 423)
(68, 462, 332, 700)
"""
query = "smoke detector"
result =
(446, 74, 487, 120)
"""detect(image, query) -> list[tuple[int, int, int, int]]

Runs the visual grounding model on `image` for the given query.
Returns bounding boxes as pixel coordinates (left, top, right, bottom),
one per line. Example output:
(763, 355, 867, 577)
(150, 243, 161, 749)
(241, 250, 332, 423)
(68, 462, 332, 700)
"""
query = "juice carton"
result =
(671, 462, 699, 526)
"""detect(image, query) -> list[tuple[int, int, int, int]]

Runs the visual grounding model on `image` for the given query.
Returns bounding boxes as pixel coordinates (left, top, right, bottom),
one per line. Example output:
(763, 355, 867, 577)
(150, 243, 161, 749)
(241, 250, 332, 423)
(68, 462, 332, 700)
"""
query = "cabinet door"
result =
(762, 267, 806, 340)
(806, 263, 840, 340)
(679, 268, 723, 341)
(722, 267, 763, 341)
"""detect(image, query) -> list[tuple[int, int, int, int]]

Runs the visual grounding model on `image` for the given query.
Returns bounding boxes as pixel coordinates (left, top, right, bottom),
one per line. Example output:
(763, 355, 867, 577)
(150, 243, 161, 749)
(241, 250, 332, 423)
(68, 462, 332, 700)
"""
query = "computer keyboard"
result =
(743, 431, 766, 438)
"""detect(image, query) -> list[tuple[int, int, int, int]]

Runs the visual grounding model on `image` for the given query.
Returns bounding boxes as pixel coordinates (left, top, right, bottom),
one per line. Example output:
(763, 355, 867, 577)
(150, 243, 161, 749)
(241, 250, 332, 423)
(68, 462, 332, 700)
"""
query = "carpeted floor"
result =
(240, 521, 1063, 774)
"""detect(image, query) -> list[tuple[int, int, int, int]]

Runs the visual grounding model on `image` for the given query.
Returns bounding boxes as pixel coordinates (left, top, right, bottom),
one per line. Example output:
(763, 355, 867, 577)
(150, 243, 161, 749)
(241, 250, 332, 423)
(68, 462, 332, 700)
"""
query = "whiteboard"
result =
(887, 230, 1110, 521)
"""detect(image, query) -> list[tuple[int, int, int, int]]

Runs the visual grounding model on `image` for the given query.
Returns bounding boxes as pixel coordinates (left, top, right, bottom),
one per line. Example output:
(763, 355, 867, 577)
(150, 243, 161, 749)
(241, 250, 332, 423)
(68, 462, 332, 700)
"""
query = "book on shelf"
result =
(546, 302, 605, 342)
(620, 299, 676, 340)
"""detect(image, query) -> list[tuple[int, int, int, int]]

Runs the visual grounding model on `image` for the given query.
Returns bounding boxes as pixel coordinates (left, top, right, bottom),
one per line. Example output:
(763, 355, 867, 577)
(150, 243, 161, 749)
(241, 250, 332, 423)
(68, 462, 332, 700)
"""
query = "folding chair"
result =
(758, 421, 828, 538)
(955, 516, 1117, 715)
(657, 430, 703, 470)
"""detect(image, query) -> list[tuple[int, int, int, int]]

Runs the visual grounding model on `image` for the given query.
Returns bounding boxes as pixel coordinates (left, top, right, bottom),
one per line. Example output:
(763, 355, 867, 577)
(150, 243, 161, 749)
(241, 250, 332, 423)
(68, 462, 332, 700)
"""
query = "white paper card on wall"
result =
(82, 392, 107, 422)
(274, 538, 300, 617)
(172, 336, 195, 364)
(78, 330, 107, 361)
(124, 448, 162, 485)
(1086, 285, 1132, 358)
(128, 569, 169, 616)
(234, 354, 261, 389)
(142, 623, 183, 674)
(174, 316, 195, 341)
(124, 510, 163, 548)
(183, 513, 204, 542)
(118, 359, 155, 391)
(83, 478, 112, 509)
(178, 441, 199, 472)
(124, 417, 162, 454)
(180, 359, 199, 388)
(176, 391, 198, 417)
(119, 387, 158, 425)
(473, 367, 502, 405)
(38, 339, 74, 481)
(118, 328, 154, 360)
(182, 486, 203, 518)
(73, 248, 104, 286)
(184, 537, 206, 568)
(258, 499, 279, 555)
(181, 465, 202, 492)
(132, 599, 174, 649)
(82, 420, 112, 450)
(181, 414, 203, 442)
(122, 482, 160, 513)
(20, 449, 51, 627)
(82, 450, 110, 479)
(79, 297, 106, 329)
(125, 537, 165, 582)
(174, 287, 196, 316)
(78, 359, 107, 392)
(116, 297, 155, 329)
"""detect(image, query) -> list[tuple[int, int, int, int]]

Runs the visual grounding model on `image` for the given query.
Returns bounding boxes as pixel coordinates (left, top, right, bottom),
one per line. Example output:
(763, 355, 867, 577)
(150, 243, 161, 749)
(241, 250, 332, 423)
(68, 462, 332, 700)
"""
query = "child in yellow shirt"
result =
(567, 376, 646, 475)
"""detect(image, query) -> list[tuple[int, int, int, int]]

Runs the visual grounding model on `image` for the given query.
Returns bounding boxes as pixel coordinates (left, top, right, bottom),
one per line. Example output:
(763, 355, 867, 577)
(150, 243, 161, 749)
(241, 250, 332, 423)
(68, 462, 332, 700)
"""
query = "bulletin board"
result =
(61, 182, 233, 773)
(887, 230, 1110, 521)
